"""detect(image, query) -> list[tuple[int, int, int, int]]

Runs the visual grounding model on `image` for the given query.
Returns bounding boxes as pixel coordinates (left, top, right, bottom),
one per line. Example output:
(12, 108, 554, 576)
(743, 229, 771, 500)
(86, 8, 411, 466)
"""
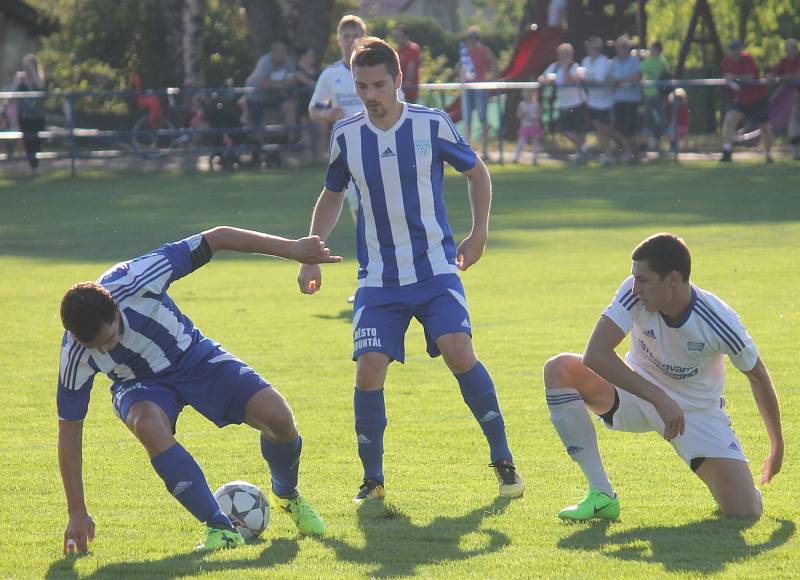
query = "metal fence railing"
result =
(1, 78, 796, 175)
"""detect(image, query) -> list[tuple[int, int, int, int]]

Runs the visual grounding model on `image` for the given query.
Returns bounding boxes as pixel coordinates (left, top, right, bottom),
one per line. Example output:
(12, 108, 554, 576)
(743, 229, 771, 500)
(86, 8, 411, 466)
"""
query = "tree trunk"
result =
(182, 0, 207, 87)
(289, 0, 336, 67)
(737, 0, 754, 43)
(241, 0, 287, 57)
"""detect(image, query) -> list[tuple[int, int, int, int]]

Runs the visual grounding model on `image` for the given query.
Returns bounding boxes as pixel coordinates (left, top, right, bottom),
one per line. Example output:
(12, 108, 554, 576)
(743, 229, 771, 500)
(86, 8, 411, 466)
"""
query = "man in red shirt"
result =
(720, 40, 773, 163)
(460, 25, 498, 161)
(770, 38, 800, 160)
(393, 25, 423, 103)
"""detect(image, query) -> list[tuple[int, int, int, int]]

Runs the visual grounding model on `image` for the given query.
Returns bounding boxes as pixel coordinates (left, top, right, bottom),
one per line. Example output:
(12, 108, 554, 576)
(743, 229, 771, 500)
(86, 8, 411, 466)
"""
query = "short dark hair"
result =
(60, 282, 117, 343)
(350, 36, 400, 78)
(631, 233, 691, 281)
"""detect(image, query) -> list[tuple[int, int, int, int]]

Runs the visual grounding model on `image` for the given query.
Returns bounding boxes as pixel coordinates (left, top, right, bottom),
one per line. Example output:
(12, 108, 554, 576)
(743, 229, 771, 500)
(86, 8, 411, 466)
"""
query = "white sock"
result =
(546, 387, 614, 497)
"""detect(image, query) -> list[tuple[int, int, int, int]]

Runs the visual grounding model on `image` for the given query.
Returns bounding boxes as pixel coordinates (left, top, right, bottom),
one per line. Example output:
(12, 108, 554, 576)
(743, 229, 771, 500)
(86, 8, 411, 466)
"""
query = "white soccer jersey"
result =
(325, 103, 477, 288)
(603, 276, 759, 411)
(309, 60, 364, 117)
(57, 235, 218, 421)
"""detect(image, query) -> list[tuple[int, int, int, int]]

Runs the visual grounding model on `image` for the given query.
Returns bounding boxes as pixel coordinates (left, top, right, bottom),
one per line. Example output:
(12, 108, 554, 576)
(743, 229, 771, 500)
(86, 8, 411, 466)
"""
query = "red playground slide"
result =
(447, 25, 564, 123)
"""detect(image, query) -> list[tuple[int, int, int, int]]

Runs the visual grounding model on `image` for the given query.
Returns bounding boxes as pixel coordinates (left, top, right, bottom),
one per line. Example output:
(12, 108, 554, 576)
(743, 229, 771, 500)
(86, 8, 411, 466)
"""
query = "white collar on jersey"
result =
(364, 101, 408, 134)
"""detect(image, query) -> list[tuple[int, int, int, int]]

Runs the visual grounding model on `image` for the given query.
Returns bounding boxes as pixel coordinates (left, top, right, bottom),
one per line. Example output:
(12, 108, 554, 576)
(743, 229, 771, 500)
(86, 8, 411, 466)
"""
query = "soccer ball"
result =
(213, 481, 270, 540)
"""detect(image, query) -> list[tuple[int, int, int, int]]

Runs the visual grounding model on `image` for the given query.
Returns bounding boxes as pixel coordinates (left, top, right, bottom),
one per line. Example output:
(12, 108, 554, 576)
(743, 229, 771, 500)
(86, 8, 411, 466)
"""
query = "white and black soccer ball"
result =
(213, 480, 270, 540)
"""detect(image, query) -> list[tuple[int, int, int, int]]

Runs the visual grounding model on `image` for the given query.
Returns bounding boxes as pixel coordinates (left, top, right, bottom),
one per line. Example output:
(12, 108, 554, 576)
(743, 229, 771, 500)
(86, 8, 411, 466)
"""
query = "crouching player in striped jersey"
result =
(58, 227, 340, 553)
(544, 233, 783, 520)
(298, 37, 524, 503)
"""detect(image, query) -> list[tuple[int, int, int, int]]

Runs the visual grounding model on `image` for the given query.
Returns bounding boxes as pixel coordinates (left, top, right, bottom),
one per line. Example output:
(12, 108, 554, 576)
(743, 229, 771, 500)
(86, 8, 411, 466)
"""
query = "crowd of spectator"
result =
(2, 20, 799, 173)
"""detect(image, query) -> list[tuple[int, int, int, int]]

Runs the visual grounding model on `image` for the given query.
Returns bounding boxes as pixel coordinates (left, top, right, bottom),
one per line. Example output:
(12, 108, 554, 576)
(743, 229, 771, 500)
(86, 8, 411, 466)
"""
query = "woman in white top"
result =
(539, 43, 588, 161)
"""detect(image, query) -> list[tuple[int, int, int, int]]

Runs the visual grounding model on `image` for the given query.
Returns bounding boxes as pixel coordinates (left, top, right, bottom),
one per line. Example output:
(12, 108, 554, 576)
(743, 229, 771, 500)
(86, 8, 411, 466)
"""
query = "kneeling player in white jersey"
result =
(544, 233, 783, 520)
(298, 37, 524, 503)
(57, 227, 340, 553)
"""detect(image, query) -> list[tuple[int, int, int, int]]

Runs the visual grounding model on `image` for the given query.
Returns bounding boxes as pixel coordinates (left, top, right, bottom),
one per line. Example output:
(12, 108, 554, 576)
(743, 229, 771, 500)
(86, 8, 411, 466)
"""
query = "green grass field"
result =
(1, 161, 798, 578)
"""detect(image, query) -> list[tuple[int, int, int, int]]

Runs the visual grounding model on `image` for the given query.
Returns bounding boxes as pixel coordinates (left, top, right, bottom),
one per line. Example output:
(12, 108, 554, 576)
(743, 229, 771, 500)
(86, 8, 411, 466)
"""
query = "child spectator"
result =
(514, 88, 542, 165)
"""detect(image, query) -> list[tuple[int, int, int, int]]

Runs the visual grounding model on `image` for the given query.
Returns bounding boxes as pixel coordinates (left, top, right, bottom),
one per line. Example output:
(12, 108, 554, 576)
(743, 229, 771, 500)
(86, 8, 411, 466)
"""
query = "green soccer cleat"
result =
(268, 491, 326, 536)
(353, 478, 386, 504)
(194, 525, 245, 551)
(558, 489, 620, 521)
(489, 461, 525, 499)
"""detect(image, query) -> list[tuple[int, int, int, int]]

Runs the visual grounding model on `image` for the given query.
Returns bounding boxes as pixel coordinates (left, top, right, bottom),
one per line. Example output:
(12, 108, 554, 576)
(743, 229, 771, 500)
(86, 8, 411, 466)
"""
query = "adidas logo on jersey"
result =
(728, 441, 739, 450)
(461, 318, 471, 328)
(380, 147, 396, 158)
(357, 434, 372, 444)
(643, 329, 656, 339)
(172, 481, 193, 496)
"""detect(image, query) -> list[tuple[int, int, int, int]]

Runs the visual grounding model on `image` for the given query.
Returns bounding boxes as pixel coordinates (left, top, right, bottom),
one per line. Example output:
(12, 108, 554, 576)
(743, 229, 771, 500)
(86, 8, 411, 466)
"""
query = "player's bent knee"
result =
(543, 353, 581, 387)
(125, 402, 174, 453)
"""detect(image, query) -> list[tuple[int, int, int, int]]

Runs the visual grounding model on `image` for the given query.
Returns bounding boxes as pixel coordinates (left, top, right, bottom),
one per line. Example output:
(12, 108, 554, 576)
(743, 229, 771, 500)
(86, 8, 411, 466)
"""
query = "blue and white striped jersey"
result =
(57, 234, 217, 421)
(603, 276, 759, 411)
(325, 103, 478, 288)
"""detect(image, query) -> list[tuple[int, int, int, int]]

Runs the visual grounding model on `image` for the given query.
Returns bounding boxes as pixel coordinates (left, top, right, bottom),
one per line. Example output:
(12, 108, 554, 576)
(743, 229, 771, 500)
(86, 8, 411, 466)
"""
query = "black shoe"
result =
(353, 478, 386, 504)
(720, 151, 732, 163)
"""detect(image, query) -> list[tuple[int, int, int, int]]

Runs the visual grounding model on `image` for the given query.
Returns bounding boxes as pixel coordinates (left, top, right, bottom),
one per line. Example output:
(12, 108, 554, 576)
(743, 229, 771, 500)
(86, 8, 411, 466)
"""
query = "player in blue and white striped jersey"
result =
(298, 37, 524, 503)
(58, 227, 340, 553)
(543, 233, 783, 521)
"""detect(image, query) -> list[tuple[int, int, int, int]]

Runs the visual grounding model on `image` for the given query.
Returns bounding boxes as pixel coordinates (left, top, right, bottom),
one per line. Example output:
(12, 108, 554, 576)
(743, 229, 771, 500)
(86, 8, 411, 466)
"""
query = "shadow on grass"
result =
(558, 516, 795, 574)
(2, 164, 798, 263)
(315, 497, 511, 577)
(44, 536, 299, 579)
(312, 308, 353, 323)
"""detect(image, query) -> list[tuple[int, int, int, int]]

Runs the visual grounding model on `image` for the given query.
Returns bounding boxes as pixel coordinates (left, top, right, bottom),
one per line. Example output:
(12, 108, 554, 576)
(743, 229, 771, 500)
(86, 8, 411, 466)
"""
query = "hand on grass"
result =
(64, 513, 95, 555)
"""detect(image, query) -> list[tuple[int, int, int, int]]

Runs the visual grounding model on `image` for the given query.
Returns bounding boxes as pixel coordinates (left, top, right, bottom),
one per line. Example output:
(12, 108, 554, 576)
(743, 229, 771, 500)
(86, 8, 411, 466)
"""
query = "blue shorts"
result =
(111, 349, 270, 430)
(352, 274, 472, 363)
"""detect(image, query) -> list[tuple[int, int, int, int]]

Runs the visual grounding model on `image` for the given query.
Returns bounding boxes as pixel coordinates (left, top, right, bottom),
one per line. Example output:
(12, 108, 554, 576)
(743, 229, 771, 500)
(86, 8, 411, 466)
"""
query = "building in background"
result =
(0, 0, 58, 86)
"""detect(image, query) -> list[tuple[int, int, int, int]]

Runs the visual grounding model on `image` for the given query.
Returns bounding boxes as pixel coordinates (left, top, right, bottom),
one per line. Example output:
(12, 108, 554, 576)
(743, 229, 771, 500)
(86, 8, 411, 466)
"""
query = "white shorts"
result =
(599, 387, 747, 467)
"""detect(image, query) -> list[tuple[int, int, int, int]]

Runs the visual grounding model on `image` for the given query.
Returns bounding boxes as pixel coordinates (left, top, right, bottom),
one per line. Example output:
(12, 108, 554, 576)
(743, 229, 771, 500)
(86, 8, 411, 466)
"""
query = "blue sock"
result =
(354, 388, 387, 484)
(260, 435, 302, 498)
(150, 443, 231, 527)
(455, 361, 513, 463)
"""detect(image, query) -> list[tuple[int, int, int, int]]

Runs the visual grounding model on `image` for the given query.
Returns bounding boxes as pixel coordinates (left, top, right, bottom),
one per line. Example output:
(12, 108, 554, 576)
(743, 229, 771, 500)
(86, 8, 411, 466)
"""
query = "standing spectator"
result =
(720, 40, 773, 163)
(539, 43, 587, 162)
(513, 88, 542, 165)
(393, 24, 422, 103)
(308, 14, 367, 226)
(10, 54, 46, 174)
(640, 41, 671, 155)
(581, 36, 615, 164)
(244, 40, 296, 131)
(610, 35, 642, 163)
(667, 87, 689, 154)
(460, 25, 497, 161)
(293, 46, 320, 159)
(769, 38, 800, 160)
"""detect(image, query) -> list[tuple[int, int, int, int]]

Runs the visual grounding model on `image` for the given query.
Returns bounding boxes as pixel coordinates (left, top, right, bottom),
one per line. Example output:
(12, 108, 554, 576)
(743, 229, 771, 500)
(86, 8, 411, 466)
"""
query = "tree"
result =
(182, 0, 207, 87)
(239, 0, 336, 64)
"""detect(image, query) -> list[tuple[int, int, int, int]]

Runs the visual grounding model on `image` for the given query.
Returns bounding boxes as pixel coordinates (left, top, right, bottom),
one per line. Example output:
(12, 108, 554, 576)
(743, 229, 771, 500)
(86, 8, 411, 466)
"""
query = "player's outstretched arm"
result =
(457, 159, 491, 271)
(743, 357, 784, 484)
(298, 187, 346, 294)
(583, 316, 685, 440)
(59, 419, 95, 554)
(202, 226, 342, 265)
